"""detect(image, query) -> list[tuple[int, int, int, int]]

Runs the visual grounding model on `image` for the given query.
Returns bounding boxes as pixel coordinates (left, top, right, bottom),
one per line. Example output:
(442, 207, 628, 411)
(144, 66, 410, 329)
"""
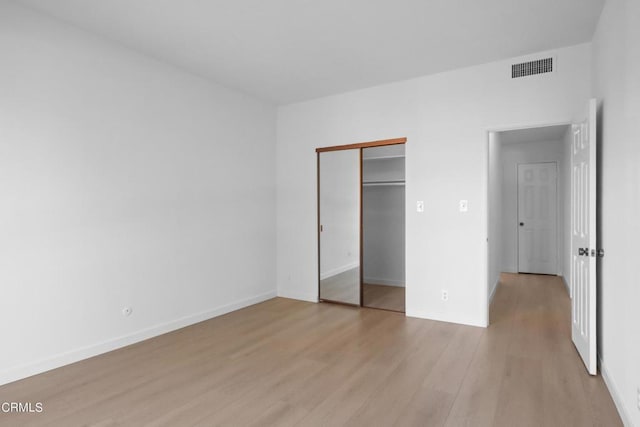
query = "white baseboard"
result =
(320, 262, 358, 280)
(363, 277, 405, 287)
(0, 290, 276, 387)
(277, 288, 318, 303)
(405, 309, 486, 328)
(561, 275, 571, 296)
(489, 276, 500, 305)
(599, 356, 633, 427)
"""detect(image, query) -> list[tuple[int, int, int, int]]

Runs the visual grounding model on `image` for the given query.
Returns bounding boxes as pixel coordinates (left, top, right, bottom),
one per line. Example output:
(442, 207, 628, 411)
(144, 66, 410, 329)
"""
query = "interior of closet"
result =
(362, 145, 405, 312)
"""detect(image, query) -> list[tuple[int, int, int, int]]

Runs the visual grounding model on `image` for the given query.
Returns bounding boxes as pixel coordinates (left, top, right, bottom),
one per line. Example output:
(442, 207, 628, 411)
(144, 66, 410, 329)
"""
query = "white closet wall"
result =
(362, 146, 405, 286)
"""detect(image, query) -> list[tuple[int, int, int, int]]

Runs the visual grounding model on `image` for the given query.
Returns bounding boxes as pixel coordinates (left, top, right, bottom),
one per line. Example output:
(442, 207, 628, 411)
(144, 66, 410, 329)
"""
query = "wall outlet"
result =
(122, 307, 133, 317)
(441, 290, 448, 301)
(459, 199, 468, 212)
(416, 201, 424, 213)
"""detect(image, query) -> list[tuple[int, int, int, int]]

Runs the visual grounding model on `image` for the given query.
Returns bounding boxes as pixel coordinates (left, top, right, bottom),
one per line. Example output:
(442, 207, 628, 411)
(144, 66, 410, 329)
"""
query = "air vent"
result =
(511, 57, 553, 78)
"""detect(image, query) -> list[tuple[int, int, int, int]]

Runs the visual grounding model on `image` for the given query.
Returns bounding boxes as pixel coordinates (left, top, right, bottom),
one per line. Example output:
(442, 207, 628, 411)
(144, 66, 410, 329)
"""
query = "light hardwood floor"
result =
(363, 283, 405, 312)
(0, 273, 622, 426)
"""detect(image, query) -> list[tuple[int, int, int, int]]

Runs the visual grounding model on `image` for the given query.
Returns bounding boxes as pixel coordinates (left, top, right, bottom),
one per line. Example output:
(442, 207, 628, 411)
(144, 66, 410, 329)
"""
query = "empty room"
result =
(1, 0, 638, 426)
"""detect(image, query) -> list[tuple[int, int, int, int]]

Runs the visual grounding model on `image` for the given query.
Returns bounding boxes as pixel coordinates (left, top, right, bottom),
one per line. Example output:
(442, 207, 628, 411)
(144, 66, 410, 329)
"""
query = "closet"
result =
(317, 138, 406, 313)
(362, 145, 405, 312)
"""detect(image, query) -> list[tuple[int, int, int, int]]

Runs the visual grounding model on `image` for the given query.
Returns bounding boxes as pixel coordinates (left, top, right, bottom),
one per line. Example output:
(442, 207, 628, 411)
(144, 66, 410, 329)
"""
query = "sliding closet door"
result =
(318, 149, 360, 305)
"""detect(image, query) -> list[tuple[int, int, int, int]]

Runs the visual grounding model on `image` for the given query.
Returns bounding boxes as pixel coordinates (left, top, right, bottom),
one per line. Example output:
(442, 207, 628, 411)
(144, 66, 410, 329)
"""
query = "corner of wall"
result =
(0, 290, 276, 387)
(277, 289, 318, 303)
(489, 276, 500, 305)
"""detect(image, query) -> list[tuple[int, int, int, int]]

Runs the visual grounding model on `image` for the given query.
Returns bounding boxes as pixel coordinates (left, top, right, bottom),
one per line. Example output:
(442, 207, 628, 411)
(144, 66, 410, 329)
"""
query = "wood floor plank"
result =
(541, 349, 593, 427)
(245, 400, 310, 427)
(580, 372, 625, 427)
(0, 274, 623, 426)
(393, 325, 483, 427)
(443, 276, 518, 427)
(395, 388, 456, 427)
(492, 354, 544, 427)
(347, 321, 450, 426)
(295, 358, 396, 425)
(363, 283, 406, 312)
(443, 323, 512, 425)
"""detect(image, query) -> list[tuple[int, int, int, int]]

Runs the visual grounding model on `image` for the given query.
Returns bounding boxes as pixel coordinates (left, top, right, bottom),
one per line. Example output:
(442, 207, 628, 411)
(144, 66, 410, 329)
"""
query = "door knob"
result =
(519, 222, 524, 226)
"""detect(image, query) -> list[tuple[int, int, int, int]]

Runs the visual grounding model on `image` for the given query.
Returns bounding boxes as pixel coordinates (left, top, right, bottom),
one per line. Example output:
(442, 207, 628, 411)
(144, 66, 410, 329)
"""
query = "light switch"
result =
(459, 200, 468, 212)
(416, 201, 424, 213)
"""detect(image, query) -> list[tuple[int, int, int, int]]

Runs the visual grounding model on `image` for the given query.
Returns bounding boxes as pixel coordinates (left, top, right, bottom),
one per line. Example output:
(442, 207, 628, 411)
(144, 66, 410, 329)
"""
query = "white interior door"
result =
(517, 162, 558, 274)
(571, 98, 597, 375)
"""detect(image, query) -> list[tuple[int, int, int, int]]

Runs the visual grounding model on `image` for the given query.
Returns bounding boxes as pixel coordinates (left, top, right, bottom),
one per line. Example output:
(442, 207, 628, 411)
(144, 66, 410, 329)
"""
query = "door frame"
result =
(484, 120, 571, 326)
(316, 137, 406, 308)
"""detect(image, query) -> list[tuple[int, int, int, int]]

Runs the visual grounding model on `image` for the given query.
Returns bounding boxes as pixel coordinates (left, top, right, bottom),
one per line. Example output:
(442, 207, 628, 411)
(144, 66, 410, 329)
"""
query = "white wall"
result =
(277, 43, 592, 326)
(319, 149, 360, 279)
(500, 139, 566, 274)
(592, 0, 640, 425)
(0, 1, 276, 385)
(487, 132, 503, 300)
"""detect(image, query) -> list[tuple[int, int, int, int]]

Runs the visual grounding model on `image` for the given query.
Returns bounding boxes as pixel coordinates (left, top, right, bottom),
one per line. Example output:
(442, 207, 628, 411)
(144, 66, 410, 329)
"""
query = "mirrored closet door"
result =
(317, 138, 406, 312)
(318, 149, 361, 305)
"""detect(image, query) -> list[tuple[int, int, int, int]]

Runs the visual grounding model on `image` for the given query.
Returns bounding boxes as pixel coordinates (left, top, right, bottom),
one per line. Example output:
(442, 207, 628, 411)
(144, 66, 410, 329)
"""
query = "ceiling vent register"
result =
(511, 57, 553, 78)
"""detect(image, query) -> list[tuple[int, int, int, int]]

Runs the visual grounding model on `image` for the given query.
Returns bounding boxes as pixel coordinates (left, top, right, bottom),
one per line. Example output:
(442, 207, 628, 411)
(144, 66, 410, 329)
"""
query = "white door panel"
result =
(517, 162, 558, 275)
(571, 98, 597, 375)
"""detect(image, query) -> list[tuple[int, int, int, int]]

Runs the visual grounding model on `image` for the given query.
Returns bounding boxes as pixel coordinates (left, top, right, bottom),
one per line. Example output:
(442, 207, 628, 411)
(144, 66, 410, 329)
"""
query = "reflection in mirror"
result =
(362, 145, 406, 312)
(319, 149, 360, 305)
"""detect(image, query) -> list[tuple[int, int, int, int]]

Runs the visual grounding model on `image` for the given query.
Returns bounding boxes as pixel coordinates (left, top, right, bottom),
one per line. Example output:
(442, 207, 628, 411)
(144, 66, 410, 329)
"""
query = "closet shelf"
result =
(363, 155, 405, 161)
(362, 179, 405, 187)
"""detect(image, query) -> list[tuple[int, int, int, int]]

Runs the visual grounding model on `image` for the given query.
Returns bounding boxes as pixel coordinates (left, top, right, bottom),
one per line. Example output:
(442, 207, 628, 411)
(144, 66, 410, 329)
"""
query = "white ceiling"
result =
(499, 124, 570, 144)
(15, 0, 605, 105)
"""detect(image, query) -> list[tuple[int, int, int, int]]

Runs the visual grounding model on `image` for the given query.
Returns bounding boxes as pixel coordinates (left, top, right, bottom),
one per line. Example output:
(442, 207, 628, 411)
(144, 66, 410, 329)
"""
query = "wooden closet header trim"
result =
(315, 137, 406, 153)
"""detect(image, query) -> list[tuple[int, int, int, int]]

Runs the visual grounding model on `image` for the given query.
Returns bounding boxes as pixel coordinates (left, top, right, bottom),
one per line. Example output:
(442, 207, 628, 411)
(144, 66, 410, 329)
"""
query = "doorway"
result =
(487, 100, 599, 376)
(362, 145, 405, 312)
(487, 124, 571, 303)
